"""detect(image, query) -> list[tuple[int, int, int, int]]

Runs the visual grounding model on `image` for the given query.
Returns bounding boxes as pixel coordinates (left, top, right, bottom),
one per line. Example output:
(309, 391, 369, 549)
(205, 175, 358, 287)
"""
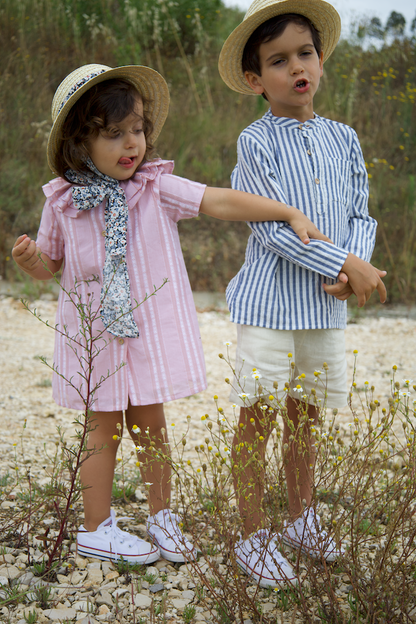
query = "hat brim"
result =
(218, 0, 341, 95)
(47, 65, 170, 175)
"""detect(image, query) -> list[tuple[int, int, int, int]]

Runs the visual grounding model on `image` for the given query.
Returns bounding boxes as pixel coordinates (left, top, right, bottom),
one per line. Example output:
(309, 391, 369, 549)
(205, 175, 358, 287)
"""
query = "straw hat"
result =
(218, 0, 341, 95)
(47, 63, 170, 174)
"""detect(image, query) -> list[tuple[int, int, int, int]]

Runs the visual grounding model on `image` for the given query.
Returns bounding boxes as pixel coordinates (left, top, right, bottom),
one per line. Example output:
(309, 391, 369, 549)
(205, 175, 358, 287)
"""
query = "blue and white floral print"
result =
(66, 159, 140, 338)
(57, 70, 107, 115)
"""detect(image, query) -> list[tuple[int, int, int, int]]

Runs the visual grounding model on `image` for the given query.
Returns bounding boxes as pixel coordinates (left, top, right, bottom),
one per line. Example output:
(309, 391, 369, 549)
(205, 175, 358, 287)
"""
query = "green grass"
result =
(1, 0, 415, 300)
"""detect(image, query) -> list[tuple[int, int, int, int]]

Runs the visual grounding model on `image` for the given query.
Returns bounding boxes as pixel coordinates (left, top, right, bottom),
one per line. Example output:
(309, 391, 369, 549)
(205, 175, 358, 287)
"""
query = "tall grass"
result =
(1, 0, 415, 301)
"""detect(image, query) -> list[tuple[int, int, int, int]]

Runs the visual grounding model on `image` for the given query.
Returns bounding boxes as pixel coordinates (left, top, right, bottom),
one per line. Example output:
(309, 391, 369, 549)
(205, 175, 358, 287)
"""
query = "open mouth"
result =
(118, 157, 136, 168)
(295, 79, 308, 88)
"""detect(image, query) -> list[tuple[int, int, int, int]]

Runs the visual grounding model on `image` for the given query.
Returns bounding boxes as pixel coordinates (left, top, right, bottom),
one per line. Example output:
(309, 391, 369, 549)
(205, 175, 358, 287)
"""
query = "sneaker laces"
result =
(251, 530, 287, 567)
(103, 510, 138, 554)
(152, 510, 191, 548)
(296, 509, 330, 544)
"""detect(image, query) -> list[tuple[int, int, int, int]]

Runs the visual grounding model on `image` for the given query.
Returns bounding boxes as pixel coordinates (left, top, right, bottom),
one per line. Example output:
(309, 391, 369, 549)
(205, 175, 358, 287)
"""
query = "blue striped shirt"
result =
(227, 111, 377, 330)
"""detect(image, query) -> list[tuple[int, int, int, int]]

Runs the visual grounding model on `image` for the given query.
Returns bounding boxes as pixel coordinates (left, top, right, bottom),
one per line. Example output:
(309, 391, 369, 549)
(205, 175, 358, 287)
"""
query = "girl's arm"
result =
(12, 234, 63, 280)
(199, 187, 332, 244)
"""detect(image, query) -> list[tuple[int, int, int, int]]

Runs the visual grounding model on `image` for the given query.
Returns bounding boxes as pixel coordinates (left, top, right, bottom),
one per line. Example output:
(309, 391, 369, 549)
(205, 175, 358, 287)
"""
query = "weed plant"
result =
(129, 346, 416, 623)
(1, 1, 415, 301)
(0, 267, 166, 580)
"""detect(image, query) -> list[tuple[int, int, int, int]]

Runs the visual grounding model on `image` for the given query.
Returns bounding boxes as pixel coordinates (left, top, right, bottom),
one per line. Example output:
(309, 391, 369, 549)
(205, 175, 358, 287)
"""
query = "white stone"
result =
(43, 607, 77, 620)
(0, 576, 9, 586)
(113, 587, 129, 599)
(0, 565, 21, 580)
(96, 590, 113, 607)
(0, 553, 15, 564)
(70, 571, 88, 585)
(182, 590, 195, 600)
(133, 594, 152, 608)
(73, 599, 94, 612)
(0, 501, 16, 509)
(172, 598, 190, 610)
(86, 568, 103, 584)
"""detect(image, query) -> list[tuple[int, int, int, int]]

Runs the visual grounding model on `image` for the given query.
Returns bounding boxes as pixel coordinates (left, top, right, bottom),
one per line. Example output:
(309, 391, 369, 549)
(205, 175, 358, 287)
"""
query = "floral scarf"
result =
(66, 160, 140, 338)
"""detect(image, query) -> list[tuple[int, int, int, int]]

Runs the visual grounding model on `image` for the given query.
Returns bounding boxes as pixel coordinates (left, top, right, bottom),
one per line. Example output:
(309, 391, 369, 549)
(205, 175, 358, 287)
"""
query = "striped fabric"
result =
(227, 111, 377, 330)
(37, 159, 207, 412)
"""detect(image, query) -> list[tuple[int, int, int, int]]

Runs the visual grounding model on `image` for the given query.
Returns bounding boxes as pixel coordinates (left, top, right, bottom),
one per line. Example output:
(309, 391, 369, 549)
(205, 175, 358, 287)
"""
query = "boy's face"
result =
(244, 22, 324, 122)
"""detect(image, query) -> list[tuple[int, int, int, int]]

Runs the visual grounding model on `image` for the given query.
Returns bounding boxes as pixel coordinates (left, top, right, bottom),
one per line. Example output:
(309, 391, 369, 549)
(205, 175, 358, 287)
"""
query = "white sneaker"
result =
(235, 529, 297, 588)
(147, 509, 197, 563)
(77, 510, 160, 564)
(281, 508, 344, 562)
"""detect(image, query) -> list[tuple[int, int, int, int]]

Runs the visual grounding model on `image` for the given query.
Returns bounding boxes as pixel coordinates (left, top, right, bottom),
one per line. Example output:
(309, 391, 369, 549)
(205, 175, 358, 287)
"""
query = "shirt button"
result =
(315, 178, 320, 184)
(102, 231, 106, 237)
(298, 124, 303, 129)
(307, 150, 312, 156)
(118, 338, 125, 345)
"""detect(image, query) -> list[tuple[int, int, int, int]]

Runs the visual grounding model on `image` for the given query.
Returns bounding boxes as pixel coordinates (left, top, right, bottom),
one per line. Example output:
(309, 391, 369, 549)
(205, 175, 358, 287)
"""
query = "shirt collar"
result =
(263, 109, 322, 130)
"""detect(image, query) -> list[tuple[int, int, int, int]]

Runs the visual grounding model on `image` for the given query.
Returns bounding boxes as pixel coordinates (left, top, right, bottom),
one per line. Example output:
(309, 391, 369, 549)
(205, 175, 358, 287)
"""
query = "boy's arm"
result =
(235, 132, 386, 303)
(12, 234, 63, 280)
(199, 187, 332, 244)
(233, 134, 349, 280)
(342, 131, 377, 261)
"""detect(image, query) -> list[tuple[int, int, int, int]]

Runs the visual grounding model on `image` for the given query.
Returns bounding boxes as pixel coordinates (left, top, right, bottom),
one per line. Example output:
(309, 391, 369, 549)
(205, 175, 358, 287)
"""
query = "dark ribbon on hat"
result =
(66, 160, 140, 338)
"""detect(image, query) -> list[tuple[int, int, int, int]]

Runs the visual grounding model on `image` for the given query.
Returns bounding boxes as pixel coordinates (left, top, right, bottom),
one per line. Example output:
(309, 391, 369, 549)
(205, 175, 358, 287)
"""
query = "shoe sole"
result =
(235, 557, 298, 589)
(281, 534, 341, 562)
(147, 531, 197, 563)
(77, 542, 160, 564)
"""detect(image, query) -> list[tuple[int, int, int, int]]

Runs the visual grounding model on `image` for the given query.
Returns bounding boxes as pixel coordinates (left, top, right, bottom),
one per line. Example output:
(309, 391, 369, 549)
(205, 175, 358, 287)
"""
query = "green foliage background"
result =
(1, 0, 415, 301)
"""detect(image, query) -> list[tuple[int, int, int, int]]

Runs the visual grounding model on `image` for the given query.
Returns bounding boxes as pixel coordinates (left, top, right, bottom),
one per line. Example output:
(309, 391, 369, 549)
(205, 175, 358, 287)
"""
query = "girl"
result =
(12, 63, 331, 565)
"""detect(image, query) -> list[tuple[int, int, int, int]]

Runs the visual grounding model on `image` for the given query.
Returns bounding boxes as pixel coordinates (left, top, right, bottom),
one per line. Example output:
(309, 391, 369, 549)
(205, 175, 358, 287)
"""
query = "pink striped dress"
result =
(36, 159, 207, 411)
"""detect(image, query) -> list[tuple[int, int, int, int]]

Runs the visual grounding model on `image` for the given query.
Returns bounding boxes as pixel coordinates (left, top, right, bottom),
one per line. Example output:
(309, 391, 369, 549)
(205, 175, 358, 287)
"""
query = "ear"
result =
(244, 71, 265, 95)
(318, 51, 324, 77)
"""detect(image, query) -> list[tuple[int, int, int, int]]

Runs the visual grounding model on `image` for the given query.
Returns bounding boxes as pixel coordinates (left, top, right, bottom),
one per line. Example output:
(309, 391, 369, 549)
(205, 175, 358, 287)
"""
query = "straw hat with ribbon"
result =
(218, 0, 341, 95)
(47, 63, 170, 175)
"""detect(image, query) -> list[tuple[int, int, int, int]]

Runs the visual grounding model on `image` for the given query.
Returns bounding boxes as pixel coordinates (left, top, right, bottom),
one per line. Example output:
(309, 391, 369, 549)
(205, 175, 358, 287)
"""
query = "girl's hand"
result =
(12, 235, 62, 280)
(12, 235, 43, 273)
(287, 208, 333, 245)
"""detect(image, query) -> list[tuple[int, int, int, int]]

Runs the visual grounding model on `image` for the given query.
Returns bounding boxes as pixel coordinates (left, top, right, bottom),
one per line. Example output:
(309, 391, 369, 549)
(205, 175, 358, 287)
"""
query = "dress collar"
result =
(122, 159, 174, 207)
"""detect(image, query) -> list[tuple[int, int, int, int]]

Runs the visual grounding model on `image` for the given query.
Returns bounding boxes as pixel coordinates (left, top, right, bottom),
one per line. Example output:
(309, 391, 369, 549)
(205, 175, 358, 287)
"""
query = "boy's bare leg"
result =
(126, 402, 171, 515)
(232, 404, 273, 538)
(80, 410, 123, 531)
(283, 397, 318, 519)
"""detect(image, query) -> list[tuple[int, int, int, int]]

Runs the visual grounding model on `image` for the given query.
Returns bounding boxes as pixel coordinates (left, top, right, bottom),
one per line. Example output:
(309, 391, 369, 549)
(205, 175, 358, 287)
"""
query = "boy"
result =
(218, 0, 386, 587)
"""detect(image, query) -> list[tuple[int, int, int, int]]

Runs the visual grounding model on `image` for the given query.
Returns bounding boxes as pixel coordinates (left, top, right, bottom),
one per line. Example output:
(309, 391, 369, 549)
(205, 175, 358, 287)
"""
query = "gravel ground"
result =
(0, 295, 415, 623)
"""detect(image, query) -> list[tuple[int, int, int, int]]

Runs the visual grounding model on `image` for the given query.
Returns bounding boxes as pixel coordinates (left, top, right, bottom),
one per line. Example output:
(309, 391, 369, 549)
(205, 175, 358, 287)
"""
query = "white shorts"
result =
(229, 325, 348, 409)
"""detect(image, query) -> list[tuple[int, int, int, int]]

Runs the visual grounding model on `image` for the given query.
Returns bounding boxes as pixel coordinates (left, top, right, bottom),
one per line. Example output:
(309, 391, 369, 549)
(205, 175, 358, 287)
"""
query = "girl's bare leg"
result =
(232, 404, 273, 538)
(126, 402, 171, 515)
(283, 396, 318, 519)
(80, 411, 123, 531)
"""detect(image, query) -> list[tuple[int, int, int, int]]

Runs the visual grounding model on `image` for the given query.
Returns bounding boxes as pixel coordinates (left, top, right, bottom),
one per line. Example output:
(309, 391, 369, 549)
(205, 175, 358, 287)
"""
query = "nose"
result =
(289, 59, 304, 75)
(124, 131, 140, 149)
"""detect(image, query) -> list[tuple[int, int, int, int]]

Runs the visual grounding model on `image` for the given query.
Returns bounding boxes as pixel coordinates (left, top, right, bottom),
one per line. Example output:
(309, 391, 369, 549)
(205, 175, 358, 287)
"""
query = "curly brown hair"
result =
(54, 78, 156, 180)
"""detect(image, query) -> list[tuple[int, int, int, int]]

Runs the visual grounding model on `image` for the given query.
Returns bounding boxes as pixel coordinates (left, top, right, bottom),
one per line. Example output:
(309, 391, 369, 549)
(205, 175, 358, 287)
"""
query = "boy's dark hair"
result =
(242, 13, 322, 78)
(55, 78, 155, 180)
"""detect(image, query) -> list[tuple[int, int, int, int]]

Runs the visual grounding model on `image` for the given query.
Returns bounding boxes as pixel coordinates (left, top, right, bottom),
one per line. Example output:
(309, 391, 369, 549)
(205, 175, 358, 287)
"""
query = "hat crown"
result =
(51, 64, 111, 122)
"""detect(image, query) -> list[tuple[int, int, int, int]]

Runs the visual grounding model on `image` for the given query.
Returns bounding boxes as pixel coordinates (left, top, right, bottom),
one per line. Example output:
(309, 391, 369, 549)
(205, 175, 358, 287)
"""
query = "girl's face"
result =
(88, 97, 146, 180)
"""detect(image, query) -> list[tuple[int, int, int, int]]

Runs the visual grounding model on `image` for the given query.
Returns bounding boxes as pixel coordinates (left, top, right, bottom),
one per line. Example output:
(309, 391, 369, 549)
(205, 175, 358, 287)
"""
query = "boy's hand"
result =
(330, 253, 387, 307)
(12, 235, 43, 273)
(287, 209, 333, 245)
(323, 271, 354, 301)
